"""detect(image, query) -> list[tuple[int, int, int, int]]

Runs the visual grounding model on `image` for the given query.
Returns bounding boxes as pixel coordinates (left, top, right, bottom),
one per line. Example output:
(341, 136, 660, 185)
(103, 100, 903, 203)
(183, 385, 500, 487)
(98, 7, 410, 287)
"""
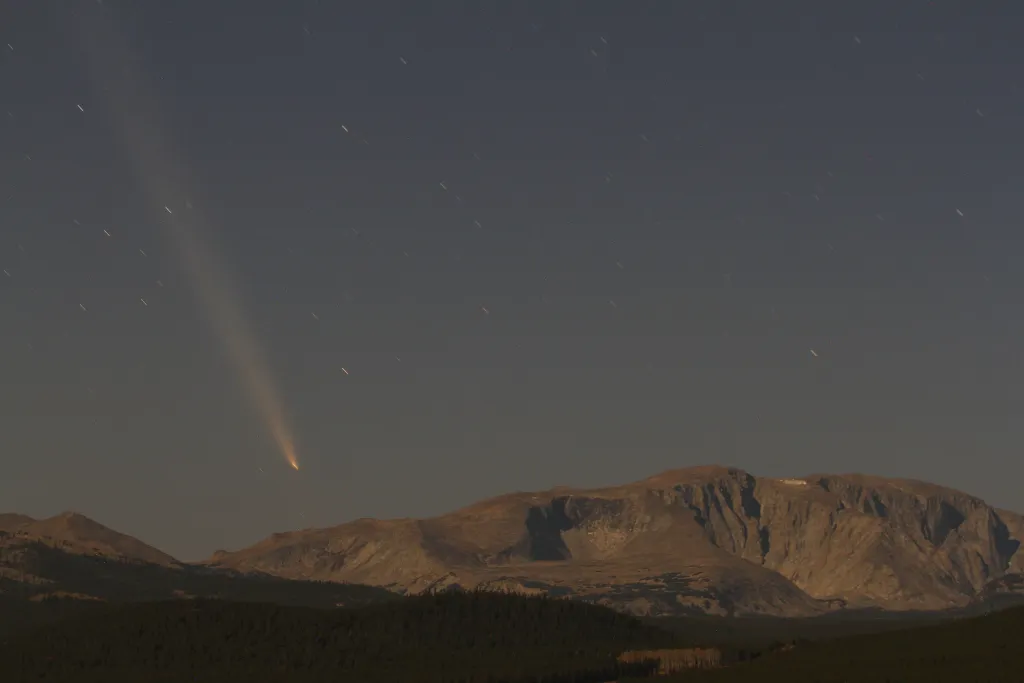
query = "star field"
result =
(2, 1, 1023, 559)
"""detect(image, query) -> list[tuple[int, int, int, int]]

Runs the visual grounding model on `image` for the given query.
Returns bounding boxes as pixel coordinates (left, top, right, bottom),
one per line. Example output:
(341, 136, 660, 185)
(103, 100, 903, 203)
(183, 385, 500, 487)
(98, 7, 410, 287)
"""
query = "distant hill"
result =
(0, 537, 390, 604)
(0, 592, 679, 683)
(206, 466, 1024, 617)
(0, 511, 177, 566)
(0, 513, 397, 634)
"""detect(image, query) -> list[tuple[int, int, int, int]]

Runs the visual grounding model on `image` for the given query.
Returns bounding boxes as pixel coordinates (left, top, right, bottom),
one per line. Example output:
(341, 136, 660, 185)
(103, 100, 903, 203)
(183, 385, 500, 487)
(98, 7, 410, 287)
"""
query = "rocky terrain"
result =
(3, 467, 1022, 619)
(206, 466, 1024, 617)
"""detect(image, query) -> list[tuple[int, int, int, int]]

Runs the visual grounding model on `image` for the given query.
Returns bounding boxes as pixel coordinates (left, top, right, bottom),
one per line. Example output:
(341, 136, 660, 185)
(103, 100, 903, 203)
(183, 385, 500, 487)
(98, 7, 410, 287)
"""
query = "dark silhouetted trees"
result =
(0, 590, 677, 682)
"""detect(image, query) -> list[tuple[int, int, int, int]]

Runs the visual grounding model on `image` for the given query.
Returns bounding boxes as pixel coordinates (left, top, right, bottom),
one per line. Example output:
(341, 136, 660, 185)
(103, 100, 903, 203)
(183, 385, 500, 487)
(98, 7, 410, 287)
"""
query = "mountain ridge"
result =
(0, 510, 179, 567)
(205, 465, 1024, 617)
(0, 512, 397, 614)
(4, 467, 1022, 619)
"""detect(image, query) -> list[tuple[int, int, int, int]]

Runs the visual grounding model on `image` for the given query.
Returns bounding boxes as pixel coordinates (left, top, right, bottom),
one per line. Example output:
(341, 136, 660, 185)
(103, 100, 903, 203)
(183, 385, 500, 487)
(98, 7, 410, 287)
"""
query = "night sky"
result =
(3, 1, 1023, 561)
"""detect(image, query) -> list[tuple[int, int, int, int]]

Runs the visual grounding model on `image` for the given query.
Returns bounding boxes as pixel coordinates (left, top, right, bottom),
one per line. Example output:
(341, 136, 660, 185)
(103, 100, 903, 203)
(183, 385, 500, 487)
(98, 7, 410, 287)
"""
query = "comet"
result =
(72, 7, 301, 472)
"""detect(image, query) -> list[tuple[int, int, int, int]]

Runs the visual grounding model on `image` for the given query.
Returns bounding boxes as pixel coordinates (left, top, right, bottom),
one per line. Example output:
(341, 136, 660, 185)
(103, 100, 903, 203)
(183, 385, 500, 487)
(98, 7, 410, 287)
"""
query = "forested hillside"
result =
(633, 606, 1024, 682)
(0, 591, 678, 683)
(4, 590, 1023, 682)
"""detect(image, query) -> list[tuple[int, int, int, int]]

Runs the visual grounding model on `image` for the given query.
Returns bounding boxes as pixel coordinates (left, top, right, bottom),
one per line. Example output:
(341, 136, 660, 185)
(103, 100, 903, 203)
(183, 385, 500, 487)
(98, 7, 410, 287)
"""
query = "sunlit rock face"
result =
(206, 466, 1024, 617)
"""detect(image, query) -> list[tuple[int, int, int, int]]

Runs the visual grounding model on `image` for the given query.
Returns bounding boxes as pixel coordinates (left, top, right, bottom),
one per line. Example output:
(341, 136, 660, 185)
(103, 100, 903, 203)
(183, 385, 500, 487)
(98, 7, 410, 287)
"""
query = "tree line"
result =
(0, 590, 680, 682)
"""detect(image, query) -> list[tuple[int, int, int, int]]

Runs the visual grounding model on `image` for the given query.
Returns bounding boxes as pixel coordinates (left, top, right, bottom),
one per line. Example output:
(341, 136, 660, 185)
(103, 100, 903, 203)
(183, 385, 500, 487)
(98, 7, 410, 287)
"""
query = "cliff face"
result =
(753, 475, 1022, 609)
(206, 467, 1024, 617)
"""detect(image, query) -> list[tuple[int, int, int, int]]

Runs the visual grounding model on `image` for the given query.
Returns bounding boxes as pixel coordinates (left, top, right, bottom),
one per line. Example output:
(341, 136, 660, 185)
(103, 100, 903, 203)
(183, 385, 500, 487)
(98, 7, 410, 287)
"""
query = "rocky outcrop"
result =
(205, 466, 1024, 617)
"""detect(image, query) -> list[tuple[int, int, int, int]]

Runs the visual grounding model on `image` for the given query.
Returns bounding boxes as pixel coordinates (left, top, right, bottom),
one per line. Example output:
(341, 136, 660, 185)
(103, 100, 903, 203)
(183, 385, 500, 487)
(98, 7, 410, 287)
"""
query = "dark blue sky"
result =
(2, 0, 1023, 560)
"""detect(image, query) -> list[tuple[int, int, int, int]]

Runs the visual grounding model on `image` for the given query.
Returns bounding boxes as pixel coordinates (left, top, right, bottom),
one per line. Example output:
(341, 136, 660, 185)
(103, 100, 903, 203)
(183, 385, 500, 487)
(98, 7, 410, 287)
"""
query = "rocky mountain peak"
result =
(204, 467, 1024, 617)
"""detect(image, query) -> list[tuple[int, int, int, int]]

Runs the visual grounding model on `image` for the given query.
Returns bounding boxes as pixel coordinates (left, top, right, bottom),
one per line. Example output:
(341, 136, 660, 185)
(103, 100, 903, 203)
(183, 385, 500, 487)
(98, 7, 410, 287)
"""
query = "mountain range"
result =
(5, 466, 1024, 618)
(0, 511, 394, 626)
